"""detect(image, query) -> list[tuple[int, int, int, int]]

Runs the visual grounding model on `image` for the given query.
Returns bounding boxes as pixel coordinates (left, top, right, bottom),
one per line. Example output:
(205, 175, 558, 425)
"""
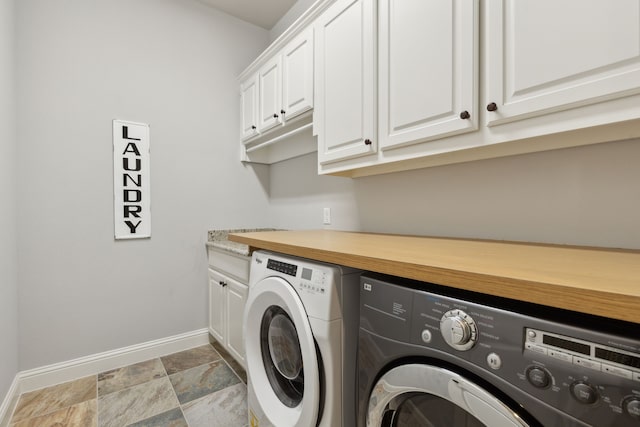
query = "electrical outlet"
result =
(323, 207, 331, 225)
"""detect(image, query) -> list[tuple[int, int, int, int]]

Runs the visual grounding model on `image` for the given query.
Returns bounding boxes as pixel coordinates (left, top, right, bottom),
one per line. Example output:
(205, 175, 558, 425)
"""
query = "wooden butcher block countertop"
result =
(229, 230, 640, 324)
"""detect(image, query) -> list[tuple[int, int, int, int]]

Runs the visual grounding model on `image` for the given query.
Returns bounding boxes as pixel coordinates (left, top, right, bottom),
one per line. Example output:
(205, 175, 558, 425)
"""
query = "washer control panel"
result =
(267, 259, 298, 277)
(297, 266, 328, 295)
(267, 258, 327, 294)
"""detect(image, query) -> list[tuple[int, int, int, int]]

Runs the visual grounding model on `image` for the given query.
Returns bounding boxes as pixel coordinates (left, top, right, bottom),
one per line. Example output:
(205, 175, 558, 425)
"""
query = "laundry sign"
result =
(113, 120, 151, 239)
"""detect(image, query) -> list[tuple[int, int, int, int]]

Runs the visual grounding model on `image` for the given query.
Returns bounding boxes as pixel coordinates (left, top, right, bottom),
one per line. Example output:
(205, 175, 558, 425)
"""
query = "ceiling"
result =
(199, 0, 297, 30)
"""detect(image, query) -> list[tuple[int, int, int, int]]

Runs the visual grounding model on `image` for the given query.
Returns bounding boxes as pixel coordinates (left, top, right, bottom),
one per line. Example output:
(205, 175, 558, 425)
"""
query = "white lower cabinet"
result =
(208, 269, 226, 343)
(224, 276, 247, 363)
(208, 268, 247, 368)
(207, 247, 250, 369)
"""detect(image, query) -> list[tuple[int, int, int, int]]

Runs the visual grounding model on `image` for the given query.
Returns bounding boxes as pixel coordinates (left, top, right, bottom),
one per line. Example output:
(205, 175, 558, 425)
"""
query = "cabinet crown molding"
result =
(238, 0, 337, 82)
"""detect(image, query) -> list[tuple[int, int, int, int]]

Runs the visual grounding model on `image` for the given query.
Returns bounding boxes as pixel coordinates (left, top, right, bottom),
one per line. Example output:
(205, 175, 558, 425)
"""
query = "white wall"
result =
(269, 138, 640, 249)
(0, 0, 19, 400)
(15, 0, 271, 370)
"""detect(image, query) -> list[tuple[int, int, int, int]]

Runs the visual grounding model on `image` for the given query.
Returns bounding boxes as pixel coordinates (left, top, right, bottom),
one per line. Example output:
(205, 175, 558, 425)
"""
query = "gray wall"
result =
(268, 139, 640, 249)
(0, 0, 19, 400)
(266, 0, 640, 250)
(15, 0, 271, 370)
(7, 0, 640, 389)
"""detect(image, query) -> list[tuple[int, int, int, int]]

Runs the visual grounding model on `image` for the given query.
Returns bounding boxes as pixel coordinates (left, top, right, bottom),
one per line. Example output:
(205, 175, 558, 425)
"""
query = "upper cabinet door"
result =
(379, 0, 478, 151)
(486, 0, 640, 126)
(282, 28, 314, 121)
(240, 74, 259, 141)
(258, 55, 283, 133)
(315, 0, 376, 165)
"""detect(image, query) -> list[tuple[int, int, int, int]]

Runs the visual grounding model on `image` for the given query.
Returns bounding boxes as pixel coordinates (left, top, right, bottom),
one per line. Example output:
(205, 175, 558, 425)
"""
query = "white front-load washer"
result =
(243, 250, 360, 427)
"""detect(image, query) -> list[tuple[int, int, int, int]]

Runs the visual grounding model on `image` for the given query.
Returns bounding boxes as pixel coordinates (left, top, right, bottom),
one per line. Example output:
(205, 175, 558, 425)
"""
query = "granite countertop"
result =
(207, 229, 279, 256)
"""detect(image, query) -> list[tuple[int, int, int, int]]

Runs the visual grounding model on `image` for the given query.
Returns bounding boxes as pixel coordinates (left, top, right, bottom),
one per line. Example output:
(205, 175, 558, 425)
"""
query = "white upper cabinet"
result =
(282, 28, 314, 121)
(253, 29, 315, 135)
(379, 0, 478, 150)
(258, 55, 283, 133)
(486, 0, 640, 126)
(239, 22, 317, 164)
(239, 0, 640, 175)
(315, 0, 376, 165)
(240, 74, 259, 141)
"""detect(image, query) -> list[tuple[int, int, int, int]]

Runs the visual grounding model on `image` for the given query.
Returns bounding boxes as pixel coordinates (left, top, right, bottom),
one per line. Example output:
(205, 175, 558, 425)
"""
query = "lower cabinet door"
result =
(208, 269, 226, 343)
(225, 277, 248, 368)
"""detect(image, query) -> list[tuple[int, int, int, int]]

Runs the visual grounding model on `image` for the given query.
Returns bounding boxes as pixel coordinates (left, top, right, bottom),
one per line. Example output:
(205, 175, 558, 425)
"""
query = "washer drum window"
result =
(261, 306, 305, 408)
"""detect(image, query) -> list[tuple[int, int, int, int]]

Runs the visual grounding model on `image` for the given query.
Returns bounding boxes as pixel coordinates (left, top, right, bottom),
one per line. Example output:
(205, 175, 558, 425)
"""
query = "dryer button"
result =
(421, 330, 432, 343)
(548, 349, 572, 363)
(487, 352, 502, 370)
(573, 356, 601, 371)
(601, 363, 633, 379)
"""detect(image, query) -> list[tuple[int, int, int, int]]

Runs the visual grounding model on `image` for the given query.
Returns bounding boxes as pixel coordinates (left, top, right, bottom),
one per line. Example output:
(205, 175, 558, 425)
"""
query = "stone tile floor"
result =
(9, 340, 248, 427)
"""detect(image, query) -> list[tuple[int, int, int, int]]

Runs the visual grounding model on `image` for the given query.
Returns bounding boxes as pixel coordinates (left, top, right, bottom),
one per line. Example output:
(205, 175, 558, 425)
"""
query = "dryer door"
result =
(244, 276, 320, 427)
(367, 364, 530, 427)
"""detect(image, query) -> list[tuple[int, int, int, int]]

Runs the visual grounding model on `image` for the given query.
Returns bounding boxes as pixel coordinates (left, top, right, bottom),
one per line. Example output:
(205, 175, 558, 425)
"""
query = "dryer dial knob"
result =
(570, 381, 598, 405)
(526, 366, 551, 389)
(440, 309, 478, 351)
(623, 396, 640, 419)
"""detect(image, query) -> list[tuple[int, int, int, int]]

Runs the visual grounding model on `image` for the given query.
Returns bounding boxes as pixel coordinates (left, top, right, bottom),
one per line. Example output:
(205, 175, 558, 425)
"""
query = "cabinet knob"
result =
(280, 109, 286, 115)
(251, 125, 256, 130)
(486, 102, 498, 112)
(459, 110, 470, 120)
(273, 113, 279, 119)
(364, 139, 372, 146)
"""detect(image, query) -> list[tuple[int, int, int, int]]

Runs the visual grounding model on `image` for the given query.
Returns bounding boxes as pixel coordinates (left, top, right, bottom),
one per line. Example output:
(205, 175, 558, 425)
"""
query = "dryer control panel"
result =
(359, 274, 640, 427)
(522, 328, 640, 420)
(525, 328, 640, 381)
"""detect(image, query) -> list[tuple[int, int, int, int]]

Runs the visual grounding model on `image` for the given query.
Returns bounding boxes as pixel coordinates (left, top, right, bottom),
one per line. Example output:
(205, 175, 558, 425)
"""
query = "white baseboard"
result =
(0, 374, 20, 427)
(17, 328, 209, 395)
(0, 329, 210, 424)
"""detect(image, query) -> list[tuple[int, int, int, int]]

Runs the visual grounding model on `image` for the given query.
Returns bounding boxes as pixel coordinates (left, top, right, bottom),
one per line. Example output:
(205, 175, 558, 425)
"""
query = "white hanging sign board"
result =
(113, 120, 151, 239)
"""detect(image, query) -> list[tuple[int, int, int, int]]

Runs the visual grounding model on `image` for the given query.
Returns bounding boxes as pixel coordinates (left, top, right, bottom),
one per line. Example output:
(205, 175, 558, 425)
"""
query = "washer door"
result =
(367, 364, 530, 427)
(244, 276, 320, 427)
